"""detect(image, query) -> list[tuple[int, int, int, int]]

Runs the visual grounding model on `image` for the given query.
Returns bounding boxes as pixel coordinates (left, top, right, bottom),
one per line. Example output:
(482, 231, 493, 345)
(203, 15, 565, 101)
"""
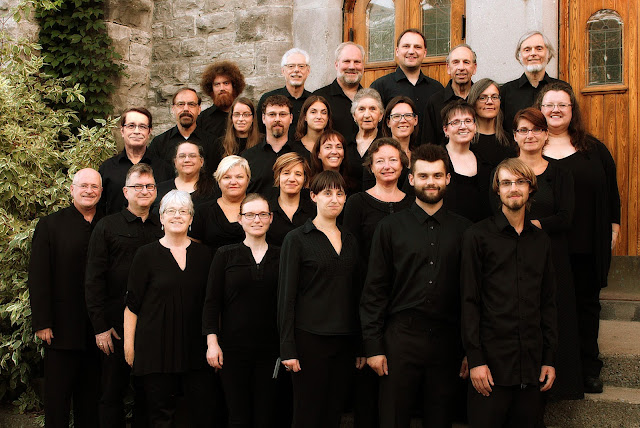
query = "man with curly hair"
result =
(198, 60, 246, 142)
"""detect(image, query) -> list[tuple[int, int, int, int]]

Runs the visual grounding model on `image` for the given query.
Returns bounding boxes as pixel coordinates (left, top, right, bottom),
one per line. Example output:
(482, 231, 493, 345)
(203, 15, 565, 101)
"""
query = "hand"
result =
(530, 219, 542, 229)
(95, 328, 121, 355)
(124, 341, 134, 367)
(355, 357, 367, 370)
(206, 342, 224, 369)
(35, 328, 54, 345)
(611, 223, 620, 250)
(470, 365, 494, 396)
(539, 365, 556, 391)
(459, 356, 469, 379)
(282, 359, 301, 373)
(367, 355, 388, 376)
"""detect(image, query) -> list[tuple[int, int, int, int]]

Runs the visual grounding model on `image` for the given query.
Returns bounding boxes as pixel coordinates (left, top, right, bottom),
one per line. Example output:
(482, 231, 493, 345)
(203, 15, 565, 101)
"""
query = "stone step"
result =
(601, 298, 640, 322)
(600, 320, 640, 389)
(545, 386, 640, 427)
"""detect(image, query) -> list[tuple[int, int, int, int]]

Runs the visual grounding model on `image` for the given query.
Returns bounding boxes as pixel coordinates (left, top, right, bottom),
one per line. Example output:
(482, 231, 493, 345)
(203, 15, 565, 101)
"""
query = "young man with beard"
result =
(461, 158, 557, 428)
(148, 88, 220, 173)
(361, 144, 472, 428)
(198, 60, 246, 141)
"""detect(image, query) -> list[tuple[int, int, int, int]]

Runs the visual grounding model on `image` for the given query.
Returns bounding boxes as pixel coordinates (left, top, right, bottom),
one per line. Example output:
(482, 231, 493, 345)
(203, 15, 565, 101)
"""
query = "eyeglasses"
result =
(73, 183, 101, 190)
(174, 101, 199, 109)
(232, 112, 253, 119)
(515, 127, 546, 136)
(240, 212, 272, 220)
(177, 153, 201, 160)
(163, 208, 191, 216)
(126, 184, 156, 192)
(540, 103, 572, 110)
(265, 112, 291, 119)
(447, 118, 475, 127)
(283, 64, 309, 70)
(123, 123, 150, 131)
(477, 95, 501, 103)
(389, 113, 416, 122)
(499, 179, 531, 188)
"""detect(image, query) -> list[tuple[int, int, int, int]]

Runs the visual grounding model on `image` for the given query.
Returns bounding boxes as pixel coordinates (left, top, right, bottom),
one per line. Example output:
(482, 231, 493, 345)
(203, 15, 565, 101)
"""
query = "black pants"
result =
(291, 330, 355, 428)
(219, 351, 278, 428)
(379, 314, 460, 428)
(353, 365, 380, 428)
(44, 347, 100, 428)
(571, 254, 604, 378)
(139, 368, 215, 428)
(467, 382, 541, 428)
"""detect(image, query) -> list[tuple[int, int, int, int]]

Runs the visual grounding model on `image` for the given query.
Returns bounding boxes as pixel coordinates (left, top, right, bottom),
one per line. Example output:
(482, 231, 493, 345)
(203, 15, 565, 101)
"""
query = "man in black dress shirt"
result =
(422, 44, 477, 146)
(461, 158, 557, 428)
(500, 31, 567, 134)
(86, 163, 163, 428)
(241, 95, 306, 196)
(361, 144, 472, 428)
(98, 107, 173, 214)
(28, 168, 103, 428)
(257, 48, 313, 141)
(198, 60, 246, 142)
(148, 87, 220, 173)
(314, 42, 364, 140)
(370, 29, 444, 144)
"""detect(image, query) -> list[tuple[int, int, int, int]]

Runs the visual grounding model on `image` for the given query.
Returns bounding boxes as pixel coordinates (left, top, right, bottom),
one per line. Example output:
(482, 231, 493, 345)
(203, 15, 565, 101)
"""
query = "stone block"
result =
(152, 40, 181, 61)
(254, 40, 291, 76)
(234, 7, 294, 43)
(204, 32, 238, 57)
(105, 22, 132, 61)
(153, 0, 173, 22)
(196, 13, 234, 34)
(131, 28, 152, 45)
(257, 0, 291, 5)
(152, 23, 165, 39)
(203, 0, 226, 13)
(180, 38, 206, 57)
(130, 43, 152, 67)
(166, 15, 196, 38)
(104, 0, 154, 29)
(173, 0, 200, 11)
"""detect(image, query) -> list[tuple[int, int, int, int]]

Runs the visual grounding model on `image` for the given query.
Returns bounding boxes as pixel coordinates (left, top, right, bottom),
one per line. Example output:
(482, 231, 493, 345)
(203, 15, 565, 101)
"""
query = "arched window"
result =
(422, 0, 452, 57)
(587, 9, 623, 85)
(367, 0, 396, 62)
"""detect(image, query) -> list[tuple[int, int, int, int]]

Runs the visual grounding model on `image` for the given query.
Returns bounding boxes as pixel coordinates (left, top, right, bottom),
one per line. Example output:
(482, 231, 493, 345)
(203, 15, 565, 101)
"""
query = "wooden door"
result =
(560, 1, 639, 255)
(343, 0, 466, 87)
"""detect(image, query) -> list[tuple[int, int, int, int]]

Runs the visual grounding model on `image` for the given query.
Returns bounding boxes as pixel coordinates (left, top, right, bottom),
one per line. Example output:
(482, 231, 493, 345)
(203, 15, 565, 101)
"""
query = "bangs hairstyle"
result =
(515, 31, 556, 62)
(159, 190, 194, 216)
(350, 88, 383, 115)
(309, 170, 346, 195)
(120, 107, 152, 129)
(382, 96, 419, 147)
(223, 97, 261, 156)
(214, 155, 251, 183)
(200, 60, 246, 98)
(466, 78, 511, 147)
(492, 158, 538, 201)
(513, 107, 548, 132)
(310, 130, 349, 178)
(171, 87, 201, 105)
(240, 193, 270, 215)
(273, 152, 311, 187)
(262, 94, 293, 114)
(363, 138, 410, 171)
(125, 163, 154, 185)
(440, 99, 476, 127)
(172, 142, 215, 198)
(295, 95, 333, 140)
(410, 143, 451, 175)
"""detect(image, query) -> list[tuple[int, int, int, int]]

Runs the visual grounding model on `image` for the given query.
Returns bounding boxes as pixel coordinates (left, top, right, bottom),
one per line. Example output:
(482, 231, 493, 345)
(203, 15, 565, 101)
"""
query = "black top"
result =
(343, 191, 413, 270)
(313, 79, 362, 140)
(257, 86, 313, 142)
(369, 67, 444, 143)
(85, 209, 163, 335)
(28, 205, 104, 350)
(444, 148, 493, 222)
(154, 179, 217, 215)
(197, 104, 228, 143)
(292, 139, 312, 164)
(422, 79, 465, 146)
(202, 243, 281, 355)
(126, 240, 213, 375)
(189, 199, 244, 252)
(530, 162, 574, 233)
(98, 149, 173, 215)
(266, 193, 316, 246)
(148, 126, 221, 174)
(473, 133, 516, 168)
(500, 72, 566, 134)
(278, 219, 361, 359)
(360, 204, 472, 357)
(240, 139, 308, 197)
(344, 138, 370, 194)
(461, 212, 557, 386)
(554, 137, 620, 288)
(214, 135, 249, 157)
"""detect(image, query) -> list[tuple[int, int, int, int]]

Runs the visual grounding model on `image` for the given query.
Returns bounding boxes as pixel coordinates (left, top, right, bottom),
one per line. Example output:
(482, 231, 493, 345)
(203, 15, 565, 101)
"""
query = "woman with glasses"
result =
(219, 97, 262, 158)
(294, 95, 332, 161)
(124, 190, 215, 427)
(536, 82, 620, 394)
(442, 100, 493, 222)
(381, 96, 419, 161)
(466, 78, 516, 167)
(203, 193, 281, 428)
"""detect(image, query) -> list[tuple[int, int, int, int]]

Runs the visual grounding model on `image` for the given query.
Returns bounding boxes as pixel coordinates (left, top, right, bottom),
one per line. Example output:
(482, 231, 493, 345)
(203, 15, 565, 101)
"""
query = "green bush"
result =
(0, 20, 118, 411)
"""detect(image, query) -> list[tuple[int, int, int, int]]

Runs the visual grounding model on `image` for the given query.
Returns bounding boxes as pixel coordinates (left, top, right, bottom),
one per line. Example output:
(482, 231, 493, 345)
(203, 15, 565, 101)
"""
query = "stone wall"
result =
(0, 0, 38, 42)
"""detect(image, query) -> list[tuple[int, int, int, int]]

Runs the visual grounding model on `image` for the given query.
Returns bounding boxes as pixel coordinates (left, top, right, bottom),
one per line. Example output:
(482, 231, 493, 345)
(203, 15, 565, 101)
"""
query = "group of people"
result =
(27, 26, 620, 428)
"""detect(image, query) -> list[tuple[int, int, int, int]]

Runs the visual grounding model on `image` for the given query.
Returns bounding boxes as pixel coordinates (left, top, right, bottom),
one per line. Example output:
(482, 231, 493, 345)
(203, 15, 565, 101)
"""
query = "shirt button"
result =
(430, 242, 435, 246)
(429, 261, 434, 265)
(430, 226, 434, 230)
(428, 280, 433, 284)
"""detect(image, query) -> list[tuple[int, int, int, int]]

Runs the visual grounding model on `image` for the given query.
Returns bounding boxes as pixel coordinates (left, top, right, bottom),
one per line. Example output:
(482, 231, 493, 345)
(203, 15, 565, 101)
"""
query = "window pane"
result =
(367, 0, 395, 63)
(422, 0, 451, 57)
(588, 10, 623, 85)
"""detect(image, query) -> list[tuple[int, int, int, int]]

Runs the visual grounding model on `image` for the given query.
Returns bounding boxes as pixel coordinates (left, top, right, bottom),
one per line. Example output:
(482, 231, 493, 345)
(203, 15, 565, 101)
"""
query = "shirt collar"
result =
(330, 78, 362, 97)
(494, 209, 535, 234)
(121, 208, 160, 225)
(117, 148, 152, 164)
(393, 66, 427, 84)
(409, 202, 446, 224)
(517, 72, 552, 88)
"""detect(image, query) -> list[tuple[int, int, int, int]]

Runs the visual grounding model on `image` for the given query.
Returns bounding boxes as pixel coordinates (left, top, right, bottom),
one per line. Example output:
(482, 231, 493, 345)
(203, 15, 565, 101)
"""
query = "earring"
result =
(161, 224, 164, 231)
(189, 225, 192, 231)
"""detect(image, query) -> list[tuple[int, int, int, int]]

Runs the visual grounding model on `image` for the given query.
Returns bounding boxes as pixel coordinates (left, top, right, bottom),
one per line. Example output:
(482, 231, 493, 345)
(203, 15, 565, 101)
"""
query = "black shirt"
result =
(369, 67, 444, 143)
(148, 125, 221, 174)
(278, 219, 361, 359)
(266, 193, 316, 246)
(85, 209, 163, 335)
(422, 80, 466, 146)
(197, 104, 228, 143)
(473, 133, 516, 168)
(98, 149, 173, 215)
(257, 86, 313, 142)
(500, 72, 566, 134)
(314, 79, 362, 140)
(153, 179, 218, 216)
(202, 243, 281, 355)
(189, 199, 244, 252)
(360, 203, 472, 357)
(461, 211, 557, 386)
(28, 205, 103, 350)
(240, 139, 308, 197)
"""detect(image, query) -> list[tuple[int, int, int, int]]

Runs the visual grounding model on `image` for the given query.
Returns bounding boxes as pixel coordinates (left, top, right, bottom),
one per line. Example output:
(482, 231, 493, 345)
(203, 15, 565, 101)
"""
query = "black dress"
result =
(444, 150, 493, 222)
(189, 199, 245, 252)
(267, 193, 316, 246)
(473, 133, 516, 168)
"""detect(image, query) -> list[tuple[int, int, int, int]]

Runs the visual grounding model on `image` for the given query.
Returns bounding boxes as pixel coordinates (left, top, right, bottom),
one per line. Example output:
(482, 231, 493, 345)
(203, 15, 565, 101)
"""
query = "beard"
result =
(338, 70, 363, 85)
(178, 113, 194, 127)
(501, 191, 527, 211)
(270, 122, 285, 138)
(415, 185, 446, 204)
(524, 63, 546, 73)
(213, 91, 236, 110)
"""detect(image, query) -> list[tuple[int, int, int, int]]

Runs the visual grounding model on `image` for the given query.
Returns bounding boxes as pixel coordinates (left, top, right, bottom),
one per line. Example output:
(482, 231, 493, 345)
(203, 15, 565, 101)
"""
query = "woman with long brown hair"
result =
(294, 95, 332, 160)
(218, 97, 262, 158)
